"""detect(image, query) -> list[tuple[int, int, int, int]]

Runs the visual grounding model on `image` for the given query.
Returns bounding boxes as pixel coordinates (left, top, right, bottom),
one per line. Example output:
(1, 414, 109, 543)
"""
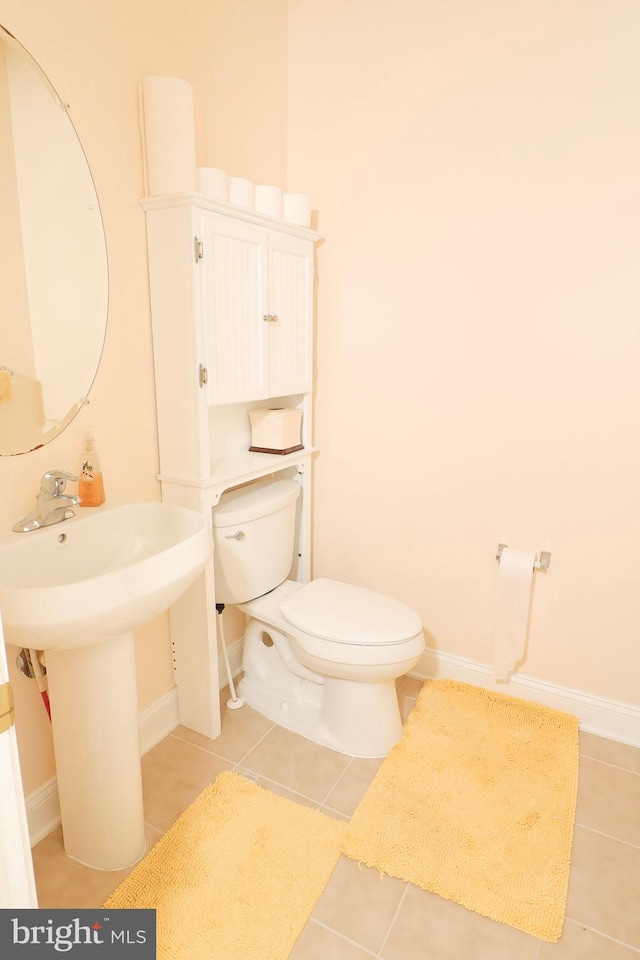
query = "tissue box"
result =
(249, 408, 303, 454)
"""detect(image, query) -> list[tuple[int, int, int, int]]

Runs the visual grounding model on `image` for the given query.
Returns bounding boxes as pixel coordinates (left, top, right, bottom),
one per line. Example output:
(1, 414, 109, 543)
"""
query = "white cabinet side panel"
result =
(146, 206, 210, 479)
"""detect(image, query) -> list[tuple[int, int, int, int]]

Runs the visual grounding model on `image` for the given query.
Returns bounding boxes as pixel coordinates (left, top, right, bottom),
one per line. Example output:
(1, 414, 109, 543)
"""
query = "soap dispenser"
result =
(78, 427, 106, 507)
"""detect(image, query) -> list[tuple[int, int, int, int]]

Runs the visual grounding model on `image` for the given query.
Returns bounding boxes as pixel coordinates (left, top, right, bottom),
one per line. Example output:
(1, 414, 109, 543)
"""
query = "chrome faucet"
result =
(13, 470, 81, 533)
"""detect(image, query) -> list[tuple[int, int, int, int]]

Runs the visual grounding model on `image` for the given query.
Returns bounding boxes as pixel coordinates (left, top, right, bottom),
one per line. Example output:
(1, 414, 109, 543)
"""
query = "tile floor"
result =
(32, 677, 640, 959)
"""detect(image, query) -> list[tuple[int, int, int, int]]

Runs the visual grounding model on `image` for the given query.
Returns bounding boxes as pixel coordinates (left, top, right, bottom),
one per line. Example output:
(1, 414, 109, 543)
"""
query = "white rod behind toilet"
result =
(215, 603, 244, 709)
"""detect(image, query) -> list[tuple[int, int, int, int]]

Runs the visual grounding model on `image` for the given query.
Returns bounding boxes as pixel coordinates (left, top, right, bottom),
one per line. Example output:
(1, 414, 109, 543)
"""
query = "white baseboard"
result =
(217, 638, 243, 691)
(138, 687, 180, 755)
(412, 648, 640, 748)
(25, 777, 60, 849)
(26, 686, 180, 848)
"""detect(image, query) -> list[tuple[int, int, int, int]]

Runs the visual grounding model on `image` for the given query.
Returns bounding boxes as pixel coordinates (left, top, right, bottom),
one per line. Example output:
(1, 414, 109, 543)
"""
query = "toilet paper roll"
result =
(283, 193, 311, 228)
(139, 77, 197, 196)
(197, 167, 230, 201)
(493, 547, 535, 682)
(255, 184, 283, 219)
(229, 177, 255, 209)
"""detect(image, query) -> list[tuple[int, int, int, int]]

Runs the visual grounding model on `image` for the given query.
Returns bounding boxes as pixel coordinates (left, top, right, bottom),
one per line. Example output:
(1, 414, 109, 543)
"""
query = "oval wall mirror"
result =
(0, 24, 108, 456)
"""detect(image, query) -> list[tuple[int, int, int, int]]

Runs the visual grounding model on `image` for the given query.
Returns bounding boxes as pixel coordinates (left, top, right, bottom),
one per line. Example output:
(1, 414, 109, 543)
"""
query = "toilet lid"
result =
(280, 578, 422, 645)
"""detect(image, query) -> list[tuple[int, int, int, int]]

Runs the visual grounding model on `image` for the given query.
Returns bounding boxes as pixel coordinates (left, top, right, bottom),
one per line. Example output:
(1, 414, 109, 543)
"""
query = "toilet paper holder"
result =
(496, 543, 551, 572)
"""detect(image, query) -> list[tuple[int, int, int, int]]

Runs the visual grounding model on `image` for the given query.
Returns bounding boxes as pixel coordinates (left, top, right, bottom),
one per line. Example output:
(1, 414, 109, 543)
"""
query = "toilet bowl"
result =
(213, 478, 425, 757)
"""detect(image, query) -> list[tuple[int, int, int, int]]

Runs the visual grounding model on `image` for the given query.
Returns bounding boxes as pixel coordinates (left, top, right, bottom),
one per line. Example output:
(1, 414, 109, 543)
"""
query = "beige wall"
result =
(0, 0, 288, 794)
(287, 0, 640, 707)
(2, 0, 638, 800)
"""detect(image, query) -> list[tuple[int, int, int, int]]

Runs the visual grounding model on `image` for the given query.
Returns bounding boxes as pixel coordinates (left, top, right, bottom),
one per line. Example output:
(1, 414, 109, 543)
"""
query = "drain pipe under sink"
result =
(29, 649, 51, 720)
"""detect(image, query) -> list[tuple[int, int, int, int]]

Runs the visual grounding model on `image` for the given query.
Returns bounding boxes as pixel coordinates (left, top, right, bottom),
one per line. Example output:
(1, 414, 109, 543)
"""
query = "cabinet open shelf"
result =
(210, 446, 316, 488)
(158, 446, 317, 493)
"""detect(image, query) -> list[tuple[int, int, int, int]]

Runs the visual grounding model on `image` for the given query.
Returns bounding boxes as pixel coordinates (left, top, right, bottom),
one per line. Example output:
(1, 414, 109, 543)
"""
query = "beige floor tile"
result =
(539, 919, 640, 959)
(311, 855, 406, 954)
(32, 824, 162, 909)
(398, 676, 424, 698)
(240, 724, 352, 802)
(566, 825, 640, 948)
(141, 735, 232, 833)
(399, 694, 418, 723)
(323, 757, 384, 816)
(289, 920, 375, 959)
(172, 701, 274, 763)
(319, 806, 350, 822)
(248, 771, 320, 809)
(31, 713, 640, 958)
(576, 757, 640, 845)
(580, 732, 640, 775)
(380, 884, 539, 960)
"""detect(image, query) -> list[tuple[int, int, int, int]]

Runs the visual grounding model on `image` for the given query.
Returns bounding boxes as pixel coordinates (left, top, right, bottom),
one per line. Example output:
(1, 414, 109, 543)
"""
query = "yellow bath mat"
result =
(342, 679, 579, 942)
(105, 771, 346, 959)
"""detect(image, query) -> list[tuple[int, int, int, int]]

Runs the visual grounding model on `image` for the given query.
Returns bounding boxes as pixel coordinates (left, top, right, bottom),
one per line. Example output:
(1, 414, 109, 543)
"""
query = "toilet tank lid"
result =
(213, 477, 300, 527)
(280, 578, 423, 645)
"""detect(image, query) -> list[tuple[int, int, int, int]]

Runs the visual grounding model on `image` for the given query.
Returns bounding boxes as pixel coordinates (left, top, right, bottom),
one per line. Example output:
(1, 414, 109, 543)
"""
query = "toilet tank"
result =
(212, 477, 301, 603)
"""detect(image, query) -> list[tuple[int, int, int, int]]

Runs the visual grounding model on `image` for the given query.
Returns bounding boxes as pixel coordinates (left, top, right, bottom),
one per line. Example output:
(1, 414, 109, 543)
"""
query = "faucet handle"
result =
(41, 470, 78, 496)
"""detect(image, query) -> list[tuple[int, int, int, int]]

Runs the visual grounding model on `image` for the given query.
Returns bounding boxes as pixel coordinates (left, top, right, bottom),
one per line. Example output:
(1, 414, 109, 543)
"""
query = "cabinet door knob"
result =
(263, 314, 278, 323)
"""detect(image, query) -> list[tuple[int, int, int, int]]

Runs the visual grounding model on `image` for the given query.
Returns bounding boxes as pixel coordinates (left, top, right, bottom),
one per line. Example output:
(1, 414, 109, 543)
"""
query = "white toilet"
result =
(212, 477, 425, 757)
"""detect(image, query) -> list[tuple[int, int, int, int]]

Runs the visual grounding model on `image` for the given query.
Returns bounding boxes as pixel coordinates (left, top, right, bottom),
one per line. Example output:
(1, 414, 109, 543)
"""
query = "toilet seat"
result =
(280, 577, 424, 667)
(280, 577, 423, 645)
(239, 578, 425, 669)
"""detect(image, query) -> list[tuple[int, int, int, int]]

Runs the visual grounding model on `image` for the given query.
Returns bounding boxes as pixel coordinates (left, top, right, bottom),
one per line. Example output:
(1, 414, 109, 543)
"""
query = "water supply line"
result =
(215, 603, 244, 710)
(26, 648, 51, 720)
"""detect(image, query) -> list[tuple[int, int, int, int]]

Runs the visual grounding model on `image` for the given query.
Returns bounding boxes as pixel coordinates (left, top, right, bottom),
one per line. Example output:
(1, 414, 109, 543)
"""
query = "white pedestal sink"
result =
(0, 502, 213, 870)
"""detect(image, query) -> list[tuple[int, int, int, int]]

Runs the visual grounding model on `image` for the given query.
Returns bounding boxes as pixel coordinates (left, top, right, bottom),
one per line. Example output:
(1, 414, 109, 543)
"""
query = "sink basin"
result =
(0, 500, 213, 871)
(0, 501, 212, 648)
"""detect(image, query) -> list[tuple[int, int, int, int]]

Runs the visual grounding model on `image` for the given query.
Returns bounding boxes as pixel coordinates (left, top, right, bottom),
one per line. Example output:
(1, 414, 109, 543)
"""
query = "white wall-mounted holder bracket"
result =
(496, 543, 551, 572)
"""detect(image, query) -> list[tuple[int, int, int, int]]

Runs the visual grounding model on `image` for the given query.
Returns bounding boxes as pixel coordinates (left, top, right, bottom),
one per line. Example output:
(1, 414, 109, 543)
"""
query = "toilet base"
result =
(237, 672, 403, 758)
(237, 620, 404, 757)
(321, 676, 403, 757)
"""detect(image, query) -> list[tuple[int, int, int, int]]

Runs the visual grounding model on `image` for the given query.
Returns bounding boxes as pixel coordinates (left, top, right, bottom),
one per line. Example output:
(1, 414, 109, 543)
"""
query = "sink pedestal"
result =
(0, 501, 214, 869)
(46, 633, 146, 871)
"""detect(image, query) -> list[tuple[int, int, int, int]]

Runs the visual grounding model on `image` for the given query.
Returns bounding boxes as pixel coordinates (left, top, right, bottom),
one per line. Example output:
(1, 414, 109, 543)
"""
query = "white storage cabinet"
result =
(142, 193, 320, 739)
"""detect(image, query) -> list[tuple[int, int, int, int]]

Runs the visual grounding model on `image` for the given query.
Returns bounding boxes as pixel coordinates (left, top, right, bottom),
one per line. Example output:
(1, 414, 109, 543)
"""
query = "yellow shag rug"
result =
(105, 771, 346, 959)
(342, 679, 579, 942)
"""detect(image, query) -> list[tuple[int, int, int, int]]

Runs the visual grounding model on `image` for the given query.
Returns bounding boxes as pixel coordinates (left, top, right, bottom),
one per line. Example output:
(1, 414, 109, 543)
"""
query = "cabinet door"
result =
(268, 234, 314, 397)
(200, 214, 269, 404)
